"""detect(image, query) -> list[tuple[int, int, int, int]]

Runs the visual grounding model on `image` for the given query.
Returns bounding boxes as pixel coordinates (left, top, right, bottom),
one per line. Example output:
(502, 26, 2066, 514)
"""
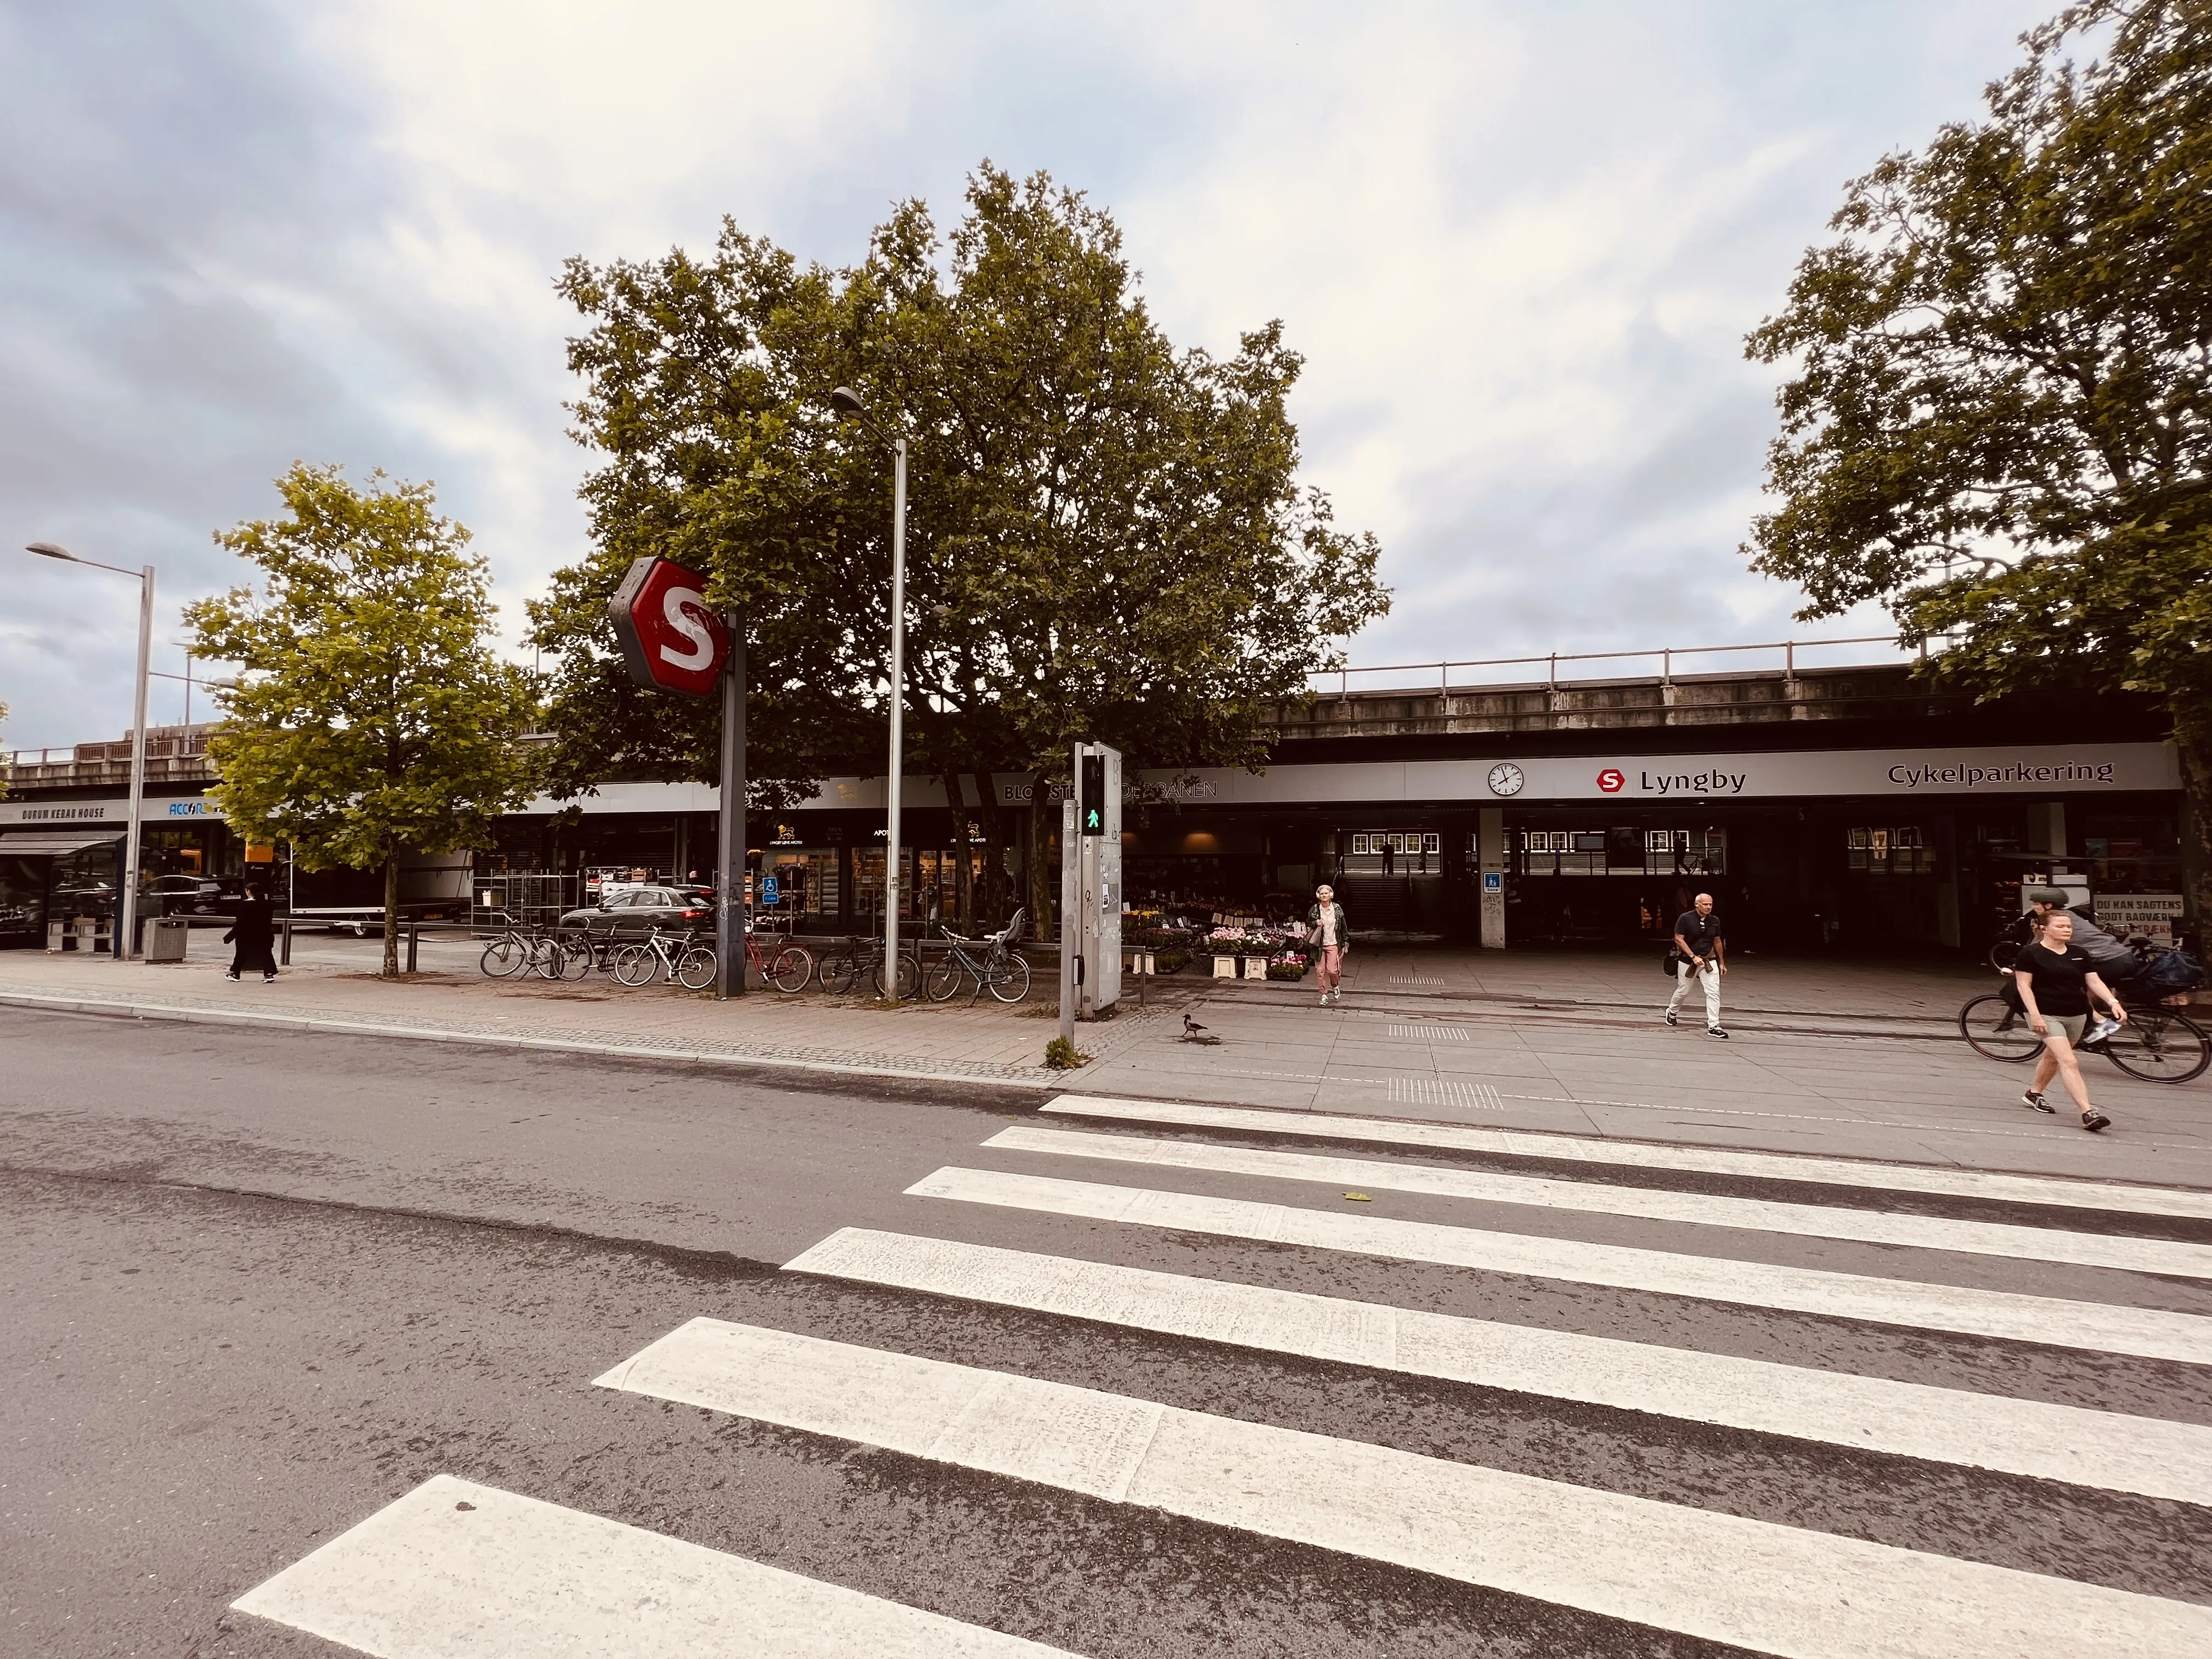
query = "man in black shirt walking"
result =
(1666, 893, 1728, 1037)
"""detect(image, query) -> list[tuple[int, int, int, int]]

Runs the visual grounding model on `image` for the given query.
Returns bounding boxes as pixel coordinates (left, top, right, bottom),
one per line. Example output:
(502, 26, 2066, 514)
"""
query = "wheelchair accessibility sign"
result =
(1482, 872, 1503, 892)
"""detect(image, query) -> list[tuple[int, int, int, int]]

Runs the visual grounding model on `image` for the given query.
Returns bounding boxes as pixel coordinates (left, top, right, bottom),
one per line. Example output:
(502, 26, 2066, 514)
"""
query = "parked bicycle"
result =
(815, 933, 920, 999)
(478, 912, 565, 980)
(612, 926, 718, 990)
(1986, 913, 2036, 973)
(926, 909, 1031, 1003)
(747, 927, 814, 994)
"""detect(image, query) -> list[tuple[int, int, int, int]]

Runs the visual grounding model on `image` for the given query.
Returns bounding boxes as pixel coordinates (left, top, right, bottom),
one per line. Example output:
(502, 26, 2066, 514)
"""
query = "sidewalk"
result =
(6, 937, 2208, 1188)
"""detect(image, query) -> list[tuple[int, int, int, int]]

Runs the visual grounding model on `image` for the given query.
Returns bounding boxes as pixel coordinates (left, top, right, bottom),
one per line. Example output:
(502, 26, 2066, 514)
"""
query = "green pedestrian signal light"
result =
(1080, 752, 1106, 836)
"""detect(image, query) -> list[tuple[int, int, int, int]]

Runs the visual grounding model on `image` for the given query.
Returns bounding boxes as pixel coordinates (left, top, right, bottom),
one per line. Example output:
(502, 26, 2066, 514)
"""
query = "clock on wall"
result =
(1486, 763, 1525, 797)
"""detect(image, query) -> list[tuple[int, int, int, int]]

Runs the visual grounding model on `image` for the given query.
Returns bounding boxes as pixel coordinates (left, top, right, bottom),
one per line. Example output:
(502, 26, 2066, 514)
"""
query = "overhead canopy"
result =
(0, 830, 125, 857)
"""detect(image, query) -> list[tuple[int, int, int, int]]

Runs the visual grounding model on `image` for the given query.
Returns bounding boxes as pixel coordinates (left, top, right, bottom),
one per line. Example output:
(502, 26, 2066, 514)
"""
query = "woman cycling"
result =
(2013, 909, 2127, 1133)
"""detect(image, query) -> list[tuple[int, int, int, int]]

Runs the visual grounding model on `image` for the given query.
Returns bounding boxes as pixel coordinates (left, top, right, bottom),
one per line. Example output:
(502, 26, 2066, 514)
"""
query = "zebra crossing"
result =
(232, 1090, 2212, 1656)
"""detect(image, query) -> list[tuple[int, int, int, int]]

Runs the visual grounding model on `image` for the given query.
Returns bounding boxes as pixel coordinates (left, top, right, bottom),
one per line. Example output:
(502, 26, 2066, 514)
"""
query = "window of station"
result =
(1512, 828, 1725, 876)
(1846, 826, 1934, 874)
(1346, 831, 1440, 872)
(758, 848, 839, 919)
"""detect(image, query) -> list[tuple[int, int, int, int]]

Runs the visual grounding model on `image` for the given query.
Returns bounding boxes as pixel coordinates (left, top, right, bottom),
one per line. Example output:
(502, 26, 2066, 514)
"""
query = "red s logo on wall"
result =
(1596, 768, 1626, 793)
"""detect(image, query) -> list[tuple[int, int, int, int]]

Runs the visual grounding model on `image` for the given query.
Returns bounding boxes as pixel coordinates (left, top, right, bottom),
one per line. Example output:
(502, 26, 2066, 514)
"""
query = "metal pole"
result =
(119, 566, 154, 958)
(882, 437, 909, 1004)
(1058, 788, 1078, 1046)
(715, 615, 746, 999)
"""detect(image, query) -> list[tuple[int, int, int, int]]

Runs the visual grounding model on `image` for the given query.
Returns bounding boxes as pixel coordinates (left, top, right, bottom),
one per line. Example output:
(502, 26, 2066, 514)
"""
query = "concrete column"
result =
(2025, 802, 2067, 858)
(1479, 807, 1506, 949)
(1934, 814, 1961, 949)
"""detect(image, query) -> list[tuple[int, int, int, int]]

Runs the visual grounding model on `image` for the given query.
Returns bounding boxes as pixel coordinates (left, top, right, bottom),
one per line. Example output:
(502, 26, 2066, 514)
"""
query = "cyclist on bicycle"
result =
(2015, 909, 2126, 1133)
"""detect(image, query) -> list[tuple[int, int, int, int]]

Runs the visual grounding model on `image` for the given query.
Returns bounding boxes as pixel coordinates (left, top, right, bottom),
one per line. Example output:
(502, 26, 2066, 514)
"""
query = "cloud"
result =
(0, 0, 2047, 751)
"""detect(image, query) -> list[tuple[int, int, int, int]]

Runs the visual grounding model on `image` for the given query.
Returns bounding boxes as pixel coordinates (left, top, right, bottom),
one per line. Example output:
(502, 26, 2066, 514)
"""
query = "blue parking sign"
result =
(760, 876, 780, 907)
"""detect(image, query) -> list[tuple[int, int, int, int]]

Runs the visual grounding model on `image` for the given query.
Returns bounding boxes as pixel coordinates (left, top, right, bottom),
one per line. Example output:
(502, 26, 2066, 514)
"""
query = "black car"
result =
(144, 875, 256, 918)
(556, 885, 712, 941)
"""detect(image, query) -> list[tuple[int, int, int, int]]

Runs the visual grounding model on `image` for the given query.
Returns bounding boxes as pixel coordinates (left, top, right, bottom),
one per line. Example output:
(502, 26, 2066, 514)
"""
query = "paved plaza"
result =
(6, 931, 2207, 1187)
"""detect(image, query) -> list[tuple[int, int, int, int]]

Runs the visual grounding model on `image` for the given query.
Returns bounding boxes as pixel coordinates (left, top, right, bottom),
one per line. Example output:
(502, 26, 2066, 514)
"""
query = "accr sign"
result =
(608, 557, 730, 699)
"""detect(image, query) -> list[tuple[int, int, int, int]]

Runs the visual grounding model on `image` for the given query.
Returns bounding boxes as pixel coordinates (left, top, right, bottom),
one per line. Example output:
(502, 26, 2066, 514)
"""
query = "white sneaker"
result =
(2082, 1015, 2120, 1048)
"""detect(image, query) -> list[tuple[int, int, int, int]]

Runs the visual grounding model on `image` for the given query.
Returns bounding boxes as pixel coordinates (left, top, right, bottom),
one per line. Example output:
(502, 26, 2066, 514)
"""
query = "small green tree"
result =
(1746, 0, 2212, 934)
(186, 465, 540, 977)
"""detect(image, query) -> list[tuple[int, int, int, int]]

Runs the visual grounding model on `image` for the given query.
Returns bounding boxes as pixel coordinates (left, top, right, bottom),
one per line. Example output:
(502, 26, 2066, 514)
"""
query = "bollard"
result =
(280, 917, 292, 966)
(405, 922, 419, 975)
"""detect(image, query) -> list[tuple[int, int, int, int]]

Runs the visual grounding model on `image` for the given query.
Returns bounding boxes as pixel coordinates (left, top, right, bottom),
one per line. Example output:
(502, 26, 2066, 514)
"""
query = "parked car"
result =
(556, 885, 712, 940)
(144, 875, 253, 918)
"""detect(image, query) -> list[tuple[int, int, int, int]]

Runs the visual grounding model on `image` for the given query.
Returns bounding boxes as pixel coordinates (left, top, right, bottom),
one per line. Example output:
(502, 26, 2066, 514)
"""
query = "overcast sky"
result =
(0, 0, 2051, 751)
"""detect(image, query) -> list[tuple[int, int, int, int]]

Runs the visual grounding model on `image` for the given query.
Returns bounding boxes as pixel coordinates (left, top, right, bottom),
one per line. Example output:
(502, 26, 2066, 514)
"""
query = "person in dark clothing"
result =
(1664, 893, 1728, 1037)
(2014, 909, 2124, 1132)
(224, 884, 279, 983)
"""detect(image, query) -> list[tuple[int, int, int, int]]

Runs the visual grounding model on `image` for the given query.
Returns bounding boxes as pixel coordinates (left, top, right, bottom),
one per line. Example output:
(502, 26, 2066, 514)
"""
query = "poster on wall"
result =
(2097, 894, 2186, 945)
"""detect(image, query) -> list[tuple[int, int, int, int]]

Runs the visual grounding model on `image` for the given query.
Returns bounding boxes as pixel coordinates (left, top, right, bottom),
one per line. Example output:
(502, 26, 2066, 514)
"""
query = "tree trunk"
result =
(2175, 704, 2212, 959)
(381, 853, 400, 979)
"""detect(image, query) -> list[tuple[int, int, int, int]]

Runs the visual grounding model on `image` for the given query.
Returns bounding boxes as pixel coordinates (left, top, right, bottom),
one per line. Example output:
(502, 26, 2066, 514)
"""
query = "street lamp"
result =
(828, 386, 911, 1003)
(24, 541, 155, 960)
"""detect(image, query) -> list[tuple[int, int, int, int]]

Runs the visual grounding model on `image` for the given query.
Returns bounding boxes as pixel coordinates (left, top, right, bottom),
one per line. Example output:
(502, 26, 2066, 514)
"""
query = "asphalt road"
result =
(5, 1004, 2211, 1658)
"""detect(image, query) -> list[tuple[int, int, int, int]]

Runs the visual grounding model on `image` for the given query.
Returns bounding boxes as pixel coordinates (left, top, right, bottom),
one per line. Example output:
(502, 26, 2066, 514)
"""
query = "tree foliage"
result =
(530, 163, 1389, 925)
(1746, 0, 2212, 929)
(187, 465, 540, 975)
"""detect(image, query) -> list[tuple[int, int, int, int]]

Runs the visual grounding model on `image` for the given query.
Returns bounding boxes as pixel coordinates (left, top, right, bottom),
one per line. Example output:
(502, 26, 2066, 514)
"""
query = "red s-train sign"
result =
(1596, 768, 1626, 793)
(607, 557, 730, 699)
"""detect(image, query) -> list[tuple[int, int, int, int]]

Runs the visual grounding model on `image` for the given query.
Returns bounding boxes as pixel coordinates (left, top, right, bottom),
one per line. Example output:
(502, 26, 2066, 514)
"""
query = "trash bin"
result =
(148, 916, 191, 963)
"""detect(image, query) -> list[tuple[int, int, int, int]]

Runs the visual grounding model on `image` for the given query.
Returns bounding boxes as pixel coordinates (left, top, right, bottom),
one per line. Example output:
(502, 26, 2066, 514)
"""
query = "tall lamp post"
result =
(25, 542, 155, 960)
(828, 385, 911, 1004)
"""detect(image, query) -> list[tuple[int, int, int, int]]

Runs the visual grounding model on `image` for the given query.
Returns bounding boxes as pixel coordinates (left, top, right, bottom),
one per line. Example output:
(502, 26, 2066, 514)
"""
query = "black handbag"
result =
(1660, 947, 1679, 975)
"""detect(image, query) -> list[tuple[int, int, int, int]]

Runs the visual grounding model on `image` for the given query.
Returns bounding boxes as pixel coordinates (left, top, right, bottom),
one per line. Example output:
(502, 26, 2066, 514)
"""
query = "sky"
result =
(0, 0, 2054, 751)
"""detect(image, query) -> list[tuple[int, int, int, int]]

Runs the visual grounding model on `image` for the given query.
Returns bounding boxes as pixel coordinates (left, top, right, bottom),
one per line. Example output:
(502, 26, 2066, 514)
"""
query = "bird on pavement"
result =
(1181, 1013, 1221, 1046)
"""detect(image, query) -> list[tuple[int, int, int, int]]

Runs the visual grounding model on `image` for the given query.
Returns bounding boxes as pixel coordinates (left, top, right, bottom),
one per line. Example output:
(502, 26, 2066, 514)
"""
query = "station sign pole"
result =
(607, 556, 741, 998)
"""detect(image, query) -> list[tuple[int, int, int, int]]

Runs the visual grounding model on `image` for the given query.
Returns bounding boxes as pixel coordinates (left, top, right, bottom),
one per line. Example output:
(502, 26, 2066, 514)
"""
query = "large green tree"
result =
(1746, 0, 2212, 934)
(187, 465, 541, 976)
(530, 163, 1389, 932)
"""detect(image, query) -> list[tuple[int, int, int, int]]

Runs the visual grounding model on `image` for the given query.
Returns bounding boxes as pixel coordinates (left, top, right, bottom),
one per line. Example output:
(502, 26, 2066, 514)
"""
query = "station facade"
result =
(4, 659, 2197, 957)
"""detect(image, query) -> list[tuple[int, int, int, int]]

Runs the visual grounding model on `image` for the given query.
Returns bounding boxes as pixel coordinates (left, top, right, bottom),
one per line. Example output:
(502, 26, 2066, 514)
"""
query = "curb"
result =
(0, 989, 1059, 1092)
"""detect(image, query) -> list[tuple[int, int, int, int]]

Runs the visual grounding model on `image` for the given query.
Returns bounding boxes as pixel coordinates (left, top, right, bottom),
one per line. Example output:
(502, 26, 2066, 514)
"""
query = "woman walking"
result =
(223, 883, 279, 984)
(2014, 909, 2126, 1132)
(1308, 883, 1349, 1007)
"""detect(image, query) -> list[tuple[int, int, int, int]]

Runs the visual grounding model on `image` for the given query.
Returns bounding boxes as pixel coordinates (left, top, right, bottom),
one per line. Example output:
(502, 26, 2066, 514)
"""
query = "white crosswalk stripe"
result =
(1041, 1093, 2212, 1218)
(911, 1164, 2212, 1362)
(981, 1122, 2212, 1278)
(233, 1474, 1079, 1656)
(596, 1318, 2212, 1659)
(234, 1091, 2212, 1658)
(783, 1227, 2212, 1504)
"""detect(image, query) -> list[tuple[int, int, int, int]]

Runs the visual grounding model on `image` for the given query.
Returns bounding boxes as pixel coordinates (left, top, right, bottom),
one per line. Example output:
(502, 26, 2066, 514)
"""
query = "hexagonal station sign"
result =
(607, 556, 730, 699)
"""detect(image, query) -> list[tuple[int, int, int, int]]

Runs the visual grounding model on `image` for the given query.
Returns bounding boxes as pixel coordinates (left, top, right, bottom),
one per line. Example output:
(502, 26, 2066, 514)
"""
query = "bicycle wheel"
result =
(526, 935, 563, 979)
(985, 952, 1032, 1002)
(2102, 1011, 2212, 1084)
(820, 953, 860, 995)
(612, 945, 657, 987)
(871, 951, 921, 1000)
(481, 936, 526, 978)
(769, 945, 814, 994)
(676, 946, 718, 990)
(924, 954, 967, 1002)
(555, 934, 594, 980)
(1988, 940, 2023, 973)
(1959, 993, 2040, 1062)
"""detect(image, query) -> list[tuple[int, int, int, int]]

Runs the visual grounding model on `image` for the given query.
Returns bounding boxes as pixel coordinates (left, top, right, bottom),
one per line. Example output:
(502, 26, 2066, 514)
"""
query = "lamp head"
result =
(25, 541, 76, 562)
(828, 386, 866, 419)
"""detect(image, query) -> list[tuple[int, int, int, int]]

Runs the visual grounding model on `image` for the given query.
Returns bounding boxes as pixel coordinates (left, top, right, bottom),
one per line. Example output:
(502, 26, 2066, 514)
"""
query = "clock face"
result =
(1487, 763, 1526, 797)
